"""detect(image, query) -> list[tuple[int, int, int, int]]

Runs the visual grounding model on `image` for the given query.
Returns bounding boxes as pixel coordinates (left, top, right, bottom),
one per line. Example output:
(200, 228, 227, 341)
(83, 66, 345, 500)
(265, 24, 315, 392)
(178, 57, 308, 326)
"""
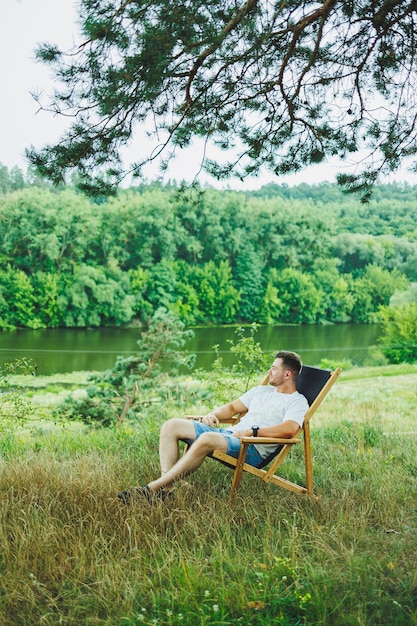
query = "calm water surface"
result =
(0, 324, 382, 375)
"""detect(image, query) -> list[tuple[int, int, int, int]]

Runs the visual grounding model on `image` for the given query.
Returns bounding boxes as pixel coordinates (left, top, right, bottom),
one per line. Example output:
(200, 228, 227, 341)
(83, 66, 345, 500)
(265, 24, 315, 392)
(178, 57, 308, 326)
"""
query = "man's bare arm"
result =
(200, 399, 248, 427)
(234, 419, 301, 440)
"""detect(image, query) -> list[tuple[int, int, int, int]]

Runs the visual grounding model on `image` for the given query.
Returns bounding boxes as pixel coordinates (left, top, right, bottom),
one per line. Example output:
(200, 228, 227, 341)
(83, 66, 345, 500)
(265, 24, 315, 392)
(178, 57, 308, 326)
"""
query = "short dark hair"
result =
(275, 351, 303, 379)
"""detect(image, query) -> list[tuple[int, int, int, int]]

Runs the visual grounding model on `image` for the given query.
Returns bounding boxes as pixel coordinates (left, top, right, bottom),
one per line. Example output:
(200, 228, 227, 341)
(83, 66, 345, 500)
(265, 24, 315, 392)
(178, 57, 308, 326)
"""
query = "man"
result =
(118, 350, 308, 503)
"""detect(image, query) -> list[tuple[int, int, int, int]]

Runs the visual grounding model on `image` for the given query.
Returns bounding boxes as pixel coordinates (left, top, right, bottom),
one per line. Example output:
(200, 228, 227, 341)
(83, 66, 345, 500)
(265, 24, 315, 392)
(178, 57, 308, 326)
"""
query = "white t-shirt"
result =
(231, 385, 309, 459)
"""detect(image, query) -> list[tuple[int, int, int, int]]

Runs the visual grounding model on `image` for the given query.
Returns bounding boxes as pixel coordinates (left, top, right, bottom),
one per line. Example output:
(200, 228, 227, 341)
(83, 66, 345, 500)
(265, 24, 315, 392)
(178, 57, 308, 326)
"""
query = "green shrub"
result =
(54, 309, 194, 426)
(379, 303, 417, 363)
(0, 358, 37, 432)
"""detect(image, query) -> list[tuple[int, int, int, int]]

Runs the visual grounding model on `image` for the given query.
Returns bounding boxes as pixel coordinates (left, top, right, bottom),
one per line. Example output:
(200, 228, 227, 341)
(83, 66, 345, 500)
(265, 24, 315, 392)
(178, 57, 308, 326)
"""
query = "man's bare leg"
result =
(148, 430, 228, 492)
(158, 418, 196, 476)
(118, 419, 228, 503)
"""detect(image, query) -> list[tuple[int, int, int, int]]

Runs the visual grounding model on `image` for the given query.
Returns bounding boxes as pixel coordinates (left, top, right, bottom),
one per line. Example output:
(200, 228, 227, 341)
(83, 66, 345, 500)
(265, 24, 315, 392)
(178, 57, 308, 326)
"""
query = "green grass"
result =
(0, 366, 417, 625)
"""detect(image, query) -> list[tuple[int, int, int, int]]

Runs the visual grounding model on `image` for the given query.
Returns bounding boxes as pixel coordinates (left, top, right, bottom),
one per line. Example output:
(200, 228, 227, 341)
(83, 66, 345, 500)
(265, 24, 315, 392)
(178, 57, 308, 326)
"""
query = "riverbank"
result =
(7, 361, 417, 439)
(1, 363, 416, 625)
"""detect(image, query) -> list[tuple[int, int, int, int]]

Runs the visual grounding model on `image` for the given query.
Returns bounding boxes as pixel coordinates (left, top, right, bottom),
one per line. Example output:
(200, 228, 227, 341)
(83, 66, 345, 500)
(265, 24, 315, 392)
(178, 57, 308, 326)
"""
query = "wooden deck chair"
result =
(189, 365, 341, 498)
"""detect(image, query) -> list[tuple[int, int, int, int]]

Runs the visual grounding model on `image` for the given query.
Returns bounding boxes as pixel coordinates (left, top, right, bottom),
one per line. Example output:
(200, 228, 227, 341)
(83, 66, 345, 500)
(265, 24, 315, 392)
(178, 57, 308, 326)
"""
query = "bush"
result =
(194, 324, 271, 403)
(379, 303, 417, 363)
(0, 358, 37, 432)
(54, 309, 194, 426)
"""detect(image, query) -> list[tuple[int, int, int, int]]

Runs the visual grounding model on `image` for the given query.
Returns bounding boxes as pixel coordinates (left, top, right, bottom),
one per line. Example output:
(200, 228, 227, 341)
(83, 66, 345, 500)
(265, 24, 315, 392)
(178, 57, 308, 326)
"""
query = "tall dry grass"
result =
(0, 368, 416, 625)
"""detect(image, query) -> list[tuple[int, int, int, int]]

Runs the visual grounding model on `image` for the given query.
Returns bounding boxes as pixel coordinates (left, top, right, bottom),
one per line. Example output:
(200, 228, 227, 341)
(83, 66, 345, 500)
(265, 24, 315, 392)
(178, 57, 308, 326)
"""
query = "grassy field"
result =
(0, 365, 416, 625)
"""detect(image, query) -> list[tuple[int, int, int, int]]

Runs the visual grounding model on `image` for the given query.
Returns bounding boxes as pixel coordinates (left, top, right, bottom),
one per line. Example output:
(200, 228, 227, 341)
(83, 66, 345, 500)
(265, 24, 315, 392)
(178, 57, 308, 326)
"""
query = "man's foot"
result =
(117, 485, 173, 504)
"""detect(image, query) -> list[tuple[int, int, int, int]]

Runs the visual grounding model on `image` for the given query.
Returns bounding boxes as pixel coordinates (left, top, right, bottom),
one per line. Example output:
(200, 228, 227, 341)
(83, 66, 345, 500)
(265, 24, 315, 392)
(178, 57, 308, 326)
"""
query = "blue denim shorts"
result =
(187, 422, 264, 468)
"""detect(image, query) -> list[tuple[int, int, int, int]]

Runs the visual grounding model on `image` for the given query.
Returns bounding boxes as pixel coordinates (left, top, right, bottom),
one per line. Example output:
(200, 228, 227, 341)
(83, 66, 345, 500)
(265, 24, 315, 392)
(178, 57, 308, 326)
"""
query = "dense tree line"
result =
(0, 164, 49, 195)
(0, 176, 416, 330)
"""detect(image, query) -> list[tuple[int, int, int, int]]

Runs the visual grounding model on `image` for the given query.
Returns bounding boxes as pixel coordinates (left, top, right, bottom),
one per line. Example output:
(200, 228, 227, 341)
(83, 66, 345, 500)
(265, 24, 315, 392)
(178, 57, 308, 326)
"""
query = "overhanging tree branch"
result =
(184, 0, 259, 104)
(27, 0, 417, 197)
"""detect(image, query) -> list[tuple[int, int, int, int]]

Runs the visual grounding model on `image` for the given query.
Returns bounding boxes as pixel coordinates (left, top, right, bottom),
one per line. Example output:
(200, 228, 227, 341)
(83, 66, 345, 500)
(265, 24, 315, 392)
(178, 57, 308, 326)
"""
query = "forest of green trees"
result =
(1, 163, 416, 332)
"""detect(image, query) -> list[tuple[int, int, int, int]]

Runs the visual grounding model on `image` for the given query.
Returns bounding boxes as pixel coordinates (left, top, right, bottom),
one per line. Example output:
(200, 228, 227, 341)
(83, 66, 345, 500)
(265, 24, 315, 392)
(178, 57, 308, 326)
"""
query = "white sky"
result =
(2, 1, 78, 169)
(1, 0, 415, 189)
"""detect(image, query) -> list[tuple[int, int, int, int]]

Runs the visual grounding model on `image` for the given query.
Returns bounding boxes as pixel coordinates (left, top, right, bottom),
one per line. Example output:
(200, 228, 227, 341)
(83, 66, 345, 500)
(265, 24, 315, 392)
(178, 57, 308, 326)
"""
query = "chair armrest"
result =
(184, 415, 239, 425)
(239, 436, 302, 445)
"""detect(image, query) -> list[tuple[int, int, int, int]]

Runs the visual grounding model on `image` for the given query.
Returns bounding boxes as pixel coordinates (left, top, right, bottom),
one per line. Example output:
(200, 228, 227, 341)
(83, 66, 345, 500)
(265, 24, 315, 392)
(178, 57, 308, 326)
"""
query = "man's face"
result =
(268, 358, 287, 387)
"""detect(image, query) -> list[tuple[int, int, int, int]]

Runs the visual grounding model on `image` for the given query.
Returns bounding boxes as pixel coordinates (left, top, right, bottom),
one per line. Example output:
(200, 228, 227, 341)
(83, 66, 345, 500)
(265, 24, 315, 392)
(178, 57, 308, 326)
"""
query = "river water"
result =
(0, 324, 381, 375)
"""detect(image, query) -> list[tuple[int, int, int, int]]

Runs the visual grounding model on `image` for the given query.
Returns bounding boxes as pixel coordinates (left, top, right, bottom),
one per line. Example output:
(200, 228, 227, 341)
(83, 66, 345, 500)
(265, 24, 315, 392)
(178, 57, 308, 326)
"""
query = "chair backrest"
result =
(296, 365, 331, 406)
(252, 364, 340, 470)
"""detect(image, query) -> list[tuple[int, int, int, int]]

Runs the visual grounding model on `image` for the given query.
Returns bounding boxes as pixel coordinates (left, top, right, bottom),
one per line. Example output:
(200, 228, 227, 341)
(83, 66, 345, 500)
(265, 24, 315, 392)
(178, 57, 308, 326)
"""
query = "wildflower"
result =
(212, 604, 219, 613)
(248, 600, 266, 610)
(294, 591, 312, 605)
(204, 590, 210, 597)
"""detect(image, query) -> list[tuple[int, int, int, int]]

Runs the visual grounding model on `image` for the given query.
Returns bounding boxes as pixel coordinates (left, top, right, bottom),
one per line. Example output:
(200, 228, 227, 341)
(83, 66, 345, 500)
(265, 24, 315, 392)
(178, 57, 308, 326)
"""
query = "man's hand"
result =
(201, 412, 219, 427)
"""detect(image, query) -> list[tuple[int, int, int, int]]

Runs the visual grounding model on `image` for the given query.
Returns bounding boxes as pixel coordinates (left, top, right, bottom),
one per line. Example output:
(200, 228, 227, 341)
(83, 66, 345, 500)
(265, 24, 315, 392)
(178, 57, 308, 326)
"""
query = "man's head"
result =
(274, 351, 303, 381)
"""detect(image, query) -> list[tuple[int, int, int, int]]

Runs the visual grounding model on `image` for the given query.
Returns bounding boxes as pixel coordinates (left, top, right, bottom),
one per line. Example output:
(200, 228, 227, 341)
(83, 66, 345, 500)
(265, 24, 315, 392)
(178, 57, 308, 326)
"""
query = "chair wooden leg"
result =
(303, 423, 314, 496)
(231, 443, 249, 496)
